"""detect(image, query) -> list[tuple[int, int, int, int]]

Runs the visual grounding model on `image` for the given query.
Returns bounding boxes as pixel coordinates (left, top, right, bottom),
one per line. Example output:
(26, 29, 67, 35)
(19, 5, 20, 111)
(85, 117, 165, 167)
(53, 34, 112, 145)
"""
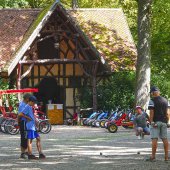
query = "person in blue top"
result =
(18, 93, 32, 159)
(18, 96, 46, 160)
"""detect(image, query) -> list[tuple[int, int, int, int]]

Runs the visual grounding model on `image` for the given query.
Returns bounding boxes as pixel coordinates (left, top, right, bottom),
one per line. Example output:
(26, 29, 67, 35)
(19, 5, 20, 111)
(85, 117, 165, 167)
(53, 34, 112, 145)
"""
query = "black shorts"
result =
(19, 120, 27, 149)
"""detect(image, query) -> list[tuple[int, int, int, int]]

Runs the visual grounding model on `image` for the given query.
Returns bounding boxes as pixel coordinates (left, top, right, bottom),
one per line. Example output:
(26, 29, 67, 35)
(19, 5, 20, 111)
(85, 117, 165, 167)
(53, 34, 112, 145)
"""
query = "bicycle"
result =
(34, 105, 52, 134)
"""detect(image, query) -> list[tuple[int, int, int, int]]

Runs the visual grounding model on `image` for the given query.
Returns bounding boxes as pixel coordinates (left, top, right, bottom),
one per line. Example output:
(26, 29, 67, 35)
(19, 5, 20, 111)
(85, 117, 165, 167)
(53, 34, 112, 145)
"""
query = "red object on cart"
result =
(0, 88, 38, 94)
(121, 120, 134, 128)
(0, 88, 38, 118)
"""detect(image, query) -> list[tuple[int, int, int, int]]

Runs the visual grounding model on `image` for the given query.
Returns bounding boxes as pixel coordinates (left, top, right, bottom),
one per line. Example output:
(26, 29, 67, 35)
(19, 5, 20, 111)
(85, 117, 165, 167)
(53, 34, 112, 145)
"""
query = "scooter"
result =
(99, 109, 120, 128)
(91, 111, 109, 127)
(82, 112, 98, 126)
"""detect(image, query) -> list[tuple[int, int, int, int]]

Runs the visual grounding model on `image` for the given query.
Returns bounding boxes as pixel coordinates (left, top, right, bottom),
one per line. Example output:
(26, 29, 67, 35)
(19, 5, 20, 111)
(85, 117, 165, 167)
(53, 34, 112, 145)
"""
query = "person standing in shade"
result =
(147, 86, 169, 162)
(18, 93, 32, 159)
(19, 96, 46, 159)
(133, 106, 150, 139)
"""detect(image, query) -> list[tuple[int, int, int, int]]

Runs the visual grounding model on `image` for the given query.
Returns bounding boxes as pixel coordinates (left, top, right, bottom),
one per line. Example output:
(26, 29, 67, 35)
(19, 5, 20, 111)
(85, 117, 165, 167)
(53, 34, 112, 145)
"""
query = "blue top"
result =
(18, 101, 27, 121)
(22, 104, 36, 131)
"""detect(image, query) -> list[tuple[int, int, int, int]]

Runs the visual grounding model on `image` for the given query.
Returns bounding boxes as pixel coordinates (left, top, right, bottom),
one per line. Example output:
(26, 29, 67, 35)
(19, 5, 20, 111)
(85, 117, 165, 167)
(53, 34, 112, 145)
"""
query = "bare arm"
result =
(18, 112, 32, 121)
(167, 108, 170, 124)
(149, 109, 154, 123)
(133, 118, 137, 129)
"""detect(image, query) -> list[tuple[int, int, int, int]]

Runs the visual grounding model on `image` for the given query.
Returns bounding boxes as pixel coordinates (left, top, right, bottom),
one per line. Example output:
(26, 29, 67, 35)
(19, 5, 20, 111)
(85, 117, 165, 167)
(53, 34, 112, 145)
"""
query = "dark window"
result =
(37, 37, 59, 59)
(21, 77, 29, 88)
(68, 77, 81, 87)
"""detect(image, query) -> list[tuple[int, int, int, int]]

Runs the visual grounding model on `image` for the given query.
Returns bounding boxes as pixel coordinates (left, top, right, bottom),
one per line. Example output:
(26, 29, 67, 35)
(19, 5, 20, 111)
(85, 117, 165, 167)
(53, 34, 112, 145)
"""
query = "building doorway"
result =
(34, 76, 63, 113)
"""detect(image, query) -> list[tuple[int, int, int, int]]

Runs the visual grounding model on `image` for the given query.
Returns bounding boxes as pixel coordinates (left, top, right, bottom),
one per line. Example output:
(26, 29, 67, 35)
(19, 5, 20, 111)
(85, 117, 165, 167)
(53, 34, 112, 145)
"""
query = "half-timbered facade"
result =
(0, 1, 136, 121)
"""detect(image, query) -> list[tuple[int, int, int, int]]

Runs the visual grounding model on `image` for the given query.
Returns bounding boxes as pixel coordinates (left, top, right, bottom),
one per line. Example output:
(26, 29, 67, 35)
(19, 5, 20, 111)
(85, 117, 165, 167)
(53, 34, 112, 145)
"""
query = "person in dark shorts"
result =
(20, 96, 46, 160)
(133, 106, 150, 139)
(18, 93, 32, 159)
(147, 86, 169, 162)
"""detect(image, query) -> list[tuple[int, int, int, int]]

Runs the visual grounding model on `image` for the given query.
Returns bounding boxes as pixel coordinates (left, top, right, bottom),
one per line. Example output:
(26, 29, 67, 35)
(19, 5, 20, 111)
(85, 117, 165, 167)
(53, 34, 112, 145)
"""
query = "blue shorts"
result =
(143, 127, 150, 134)
(27, 130, 39, 139)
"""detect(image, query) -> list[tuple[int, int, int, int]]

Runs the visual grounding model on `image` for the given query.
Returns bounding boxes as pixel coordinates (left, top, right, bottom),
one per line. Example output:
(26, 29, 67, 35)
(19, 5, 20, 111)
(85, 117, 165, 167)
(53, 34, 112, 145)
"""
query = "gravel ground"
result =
(0, 125, 170, 170)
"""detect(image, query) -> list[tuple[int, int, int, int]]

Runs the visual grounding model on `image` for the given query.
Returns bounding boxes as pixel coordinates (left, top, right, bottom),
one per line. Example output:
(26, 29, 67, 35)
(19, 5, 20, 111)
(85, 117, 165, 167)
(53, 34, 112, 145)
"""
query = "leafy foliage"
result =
(0, 0, 169, 104)
(0, 0, 54, 8)
(77, 0, 120, 8)
(26, 0, 54, 8)
(151, 0, 170, 99)
(78, 72, 135, 110)
(0, 0, 29, 8)
(72, 16, 136, 71)
(0, 78, 19, 113)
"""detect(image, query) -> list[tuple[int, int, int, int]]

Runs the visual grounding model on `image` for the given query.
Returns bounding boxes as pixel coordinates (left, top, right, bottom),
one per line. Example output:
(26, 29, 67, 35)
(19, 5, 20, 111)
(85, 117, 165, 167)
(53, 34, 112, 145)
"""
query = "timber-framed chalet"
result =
(0, 0, 136, 121)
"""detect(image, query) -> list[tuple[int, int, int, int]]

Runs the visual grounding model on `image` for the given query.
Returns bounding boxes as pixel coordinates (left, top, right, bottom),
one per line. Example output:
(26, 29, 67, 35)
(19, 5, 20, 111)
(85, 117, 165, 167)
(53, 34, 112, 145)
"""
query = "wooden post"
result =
(63, 63, 66, 120)
(92, 61, 99, 112)
(92, 77, 97, 112)
(17, 63, 22, 101)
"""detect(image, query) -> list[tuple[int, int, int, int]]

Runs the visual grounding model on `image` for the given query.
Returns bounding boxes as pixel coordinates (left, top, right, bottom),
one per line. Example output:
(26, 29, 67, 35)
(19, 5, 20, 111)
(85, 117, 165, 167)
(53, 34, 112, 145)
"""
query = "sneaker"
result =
(20, 153, 27, 159)
(25, 152, 29, 156)
(39, 153, 46, 159)
(145, 157, 156, 162)
(28, 154, 38, 160)
(138, 136, 141, 140)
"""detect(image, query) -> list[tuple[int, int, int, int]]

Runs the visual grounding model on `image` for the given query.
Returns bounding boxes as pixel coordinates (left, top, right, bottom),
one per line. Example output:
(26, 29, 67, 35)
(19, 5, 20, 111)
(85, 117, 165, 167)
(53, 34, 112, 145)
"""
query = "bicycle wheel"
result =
(0, 118, 9, 133)
(108, 123, 118, 133)
(5, 119, 19, 135)
(95, 121, 100, 127)
(39, 120, 52, 134)
(99, 120, 106, 128)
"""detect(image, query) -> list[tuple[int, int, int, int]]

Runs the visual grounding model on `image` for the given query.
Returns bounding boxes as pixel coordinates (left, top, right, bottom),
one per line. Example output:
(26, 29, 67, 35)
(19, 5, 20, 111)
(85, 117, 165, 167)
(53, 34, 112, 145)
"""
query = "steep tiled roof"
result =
(69, 9, 134, 43)
(68, 9, 136, 71)
(0, 9, 40, 71)
(0, 2, 136, 75)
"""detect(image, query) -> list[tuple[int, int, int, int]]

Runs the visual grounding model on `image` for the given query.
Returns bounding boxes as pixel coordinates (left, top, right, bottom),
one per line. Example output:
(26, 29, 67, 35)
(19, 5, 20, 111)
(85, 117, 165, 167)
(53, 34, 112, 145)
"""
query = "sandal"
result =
(39, 153, 46, 159)
(145, 157, 156, 162)
(28, 154, 38, 160)
(165, 159, 169, 162)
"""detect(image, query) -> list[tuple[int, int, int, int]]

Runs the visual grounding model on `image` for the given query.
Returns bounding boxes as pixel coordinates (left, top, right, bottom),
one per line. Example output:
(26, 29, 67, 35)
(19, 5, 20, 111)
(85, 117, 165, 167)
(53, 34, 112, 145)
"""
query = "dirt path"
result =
(0, 126, 170, 170)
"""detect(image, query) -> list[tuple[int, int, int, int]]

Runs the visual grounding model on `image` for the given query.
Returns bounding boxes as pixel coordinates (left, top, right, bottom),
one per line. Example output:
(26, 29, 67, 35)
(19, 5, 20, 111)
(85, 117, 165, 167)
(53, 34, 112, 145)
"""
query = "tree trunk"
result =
(135, 0, 152, 109)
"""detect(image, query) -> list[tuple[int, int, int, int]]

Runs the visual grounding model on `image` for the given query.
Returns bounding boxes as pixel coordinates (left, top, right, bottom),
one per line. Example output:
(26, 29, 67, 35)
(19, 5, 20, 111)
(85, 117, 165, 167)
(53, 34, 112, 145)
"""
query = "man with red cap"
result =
(133, 106, 150, 139)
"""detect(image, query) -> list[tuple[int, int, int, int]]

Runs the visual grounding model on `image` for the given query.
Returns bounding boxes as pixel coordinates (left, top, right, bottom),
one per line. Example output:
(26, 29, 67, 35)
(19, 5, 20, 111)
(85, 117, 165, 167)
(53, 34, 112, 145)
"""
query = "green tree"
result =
(26, 0, 53, 8)
(0, 0, 28, 8)
(151, 0, 170, 99)
(0, 78, 18, 113)
(78, 72, 135, 110)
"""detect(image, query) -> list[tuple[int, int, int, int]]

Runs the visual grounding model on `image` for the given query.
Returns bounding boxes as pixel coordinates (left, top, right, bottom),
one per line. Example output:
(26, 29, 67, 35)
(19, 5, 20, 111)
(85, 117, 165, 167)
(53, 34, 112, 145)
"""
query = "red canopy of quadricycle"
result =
(0, 88, 38, 94)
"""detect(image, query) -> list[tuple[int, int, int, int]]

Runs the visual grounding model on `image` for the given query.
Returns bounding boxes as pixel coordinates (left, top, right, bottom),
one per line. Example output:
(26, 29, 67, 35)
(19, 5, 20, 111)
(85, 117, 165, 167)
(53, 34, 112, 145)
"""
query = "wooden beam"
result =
(19, 59, 99, 65)
(44, 65, 55, 76)
(20, 63, 34, 80)
(17, 64, 22, 101)
(66, 109, 74, 118)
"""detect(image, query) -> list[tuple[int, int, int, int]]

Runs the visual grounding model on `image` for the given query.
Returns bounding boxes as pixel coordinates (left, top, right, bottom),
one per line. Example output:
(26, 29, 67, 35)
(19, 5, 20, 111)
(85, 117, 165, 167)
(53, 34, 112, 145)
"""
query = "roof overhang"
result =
(7, 1, 60, 76)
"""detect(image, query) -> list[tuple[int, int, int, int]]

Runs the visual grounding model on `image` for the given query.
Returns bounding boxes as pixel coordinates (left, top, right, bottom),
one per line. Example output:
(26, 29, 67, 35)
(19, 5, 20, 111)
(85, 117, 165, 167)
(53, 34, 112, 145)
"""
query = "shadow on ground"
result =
(0, 126, 170, 170)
